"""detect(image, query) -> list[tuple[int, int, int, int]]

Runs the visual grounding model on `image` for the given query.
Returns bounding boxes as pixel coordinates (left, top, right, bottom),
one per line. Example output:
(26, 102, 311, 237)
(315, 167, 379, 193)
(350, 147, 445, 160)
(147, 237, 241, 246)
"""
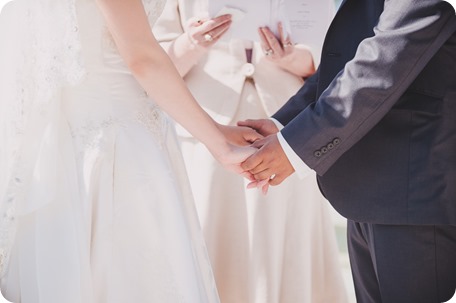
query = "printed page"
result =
(208, 0, 272, 41)
(282, 0, 333, 43)
(281, 0, 334, 64)
(209, 0, 334, 59)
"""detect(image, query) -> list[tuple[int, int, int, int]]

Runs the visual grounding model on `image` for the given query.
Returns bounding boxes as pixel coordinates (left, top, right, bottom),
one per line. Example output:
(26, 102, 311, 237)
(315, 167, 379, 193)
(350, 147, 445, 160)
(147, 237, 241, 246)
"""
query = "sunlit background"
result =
(0, 0, 455, 302)
(0, 0, 10, 10)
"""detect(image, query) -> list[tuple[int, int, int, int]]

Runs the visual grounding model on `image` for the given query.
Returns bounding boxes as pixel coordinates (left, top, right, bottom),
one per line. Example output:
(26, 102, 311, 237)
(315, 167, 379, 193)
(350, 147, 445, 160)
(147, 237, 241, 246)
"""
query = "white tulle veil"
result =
(0, 0, 85, 277)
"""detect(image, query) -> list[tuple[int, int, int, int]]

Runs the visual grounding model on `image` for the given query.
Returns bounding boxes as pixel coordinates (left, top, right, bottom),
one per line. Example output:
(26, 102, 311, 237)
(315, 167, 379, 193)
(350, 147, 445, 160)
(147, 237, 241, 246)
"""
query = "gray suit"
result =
(272, 0, 456, 301)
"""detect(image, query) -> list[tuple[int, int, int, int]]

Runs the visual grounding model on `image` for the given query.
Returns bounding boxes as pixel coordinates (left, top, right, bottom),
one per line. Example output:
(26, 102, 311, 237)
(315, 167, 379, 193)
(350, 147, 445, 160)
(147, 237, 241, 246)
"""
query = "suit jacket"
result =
(273, 0, 456, 224)
(153, 0, 334, 135)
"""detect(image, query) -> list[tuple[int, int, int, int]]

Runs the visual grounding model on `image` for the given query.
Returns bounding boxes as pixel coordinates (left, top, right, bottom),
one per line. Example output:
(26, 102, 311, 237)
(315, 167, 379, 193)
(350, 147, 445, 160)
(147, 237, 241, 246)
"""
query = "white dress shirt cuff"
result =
(270, 118, 313, 179)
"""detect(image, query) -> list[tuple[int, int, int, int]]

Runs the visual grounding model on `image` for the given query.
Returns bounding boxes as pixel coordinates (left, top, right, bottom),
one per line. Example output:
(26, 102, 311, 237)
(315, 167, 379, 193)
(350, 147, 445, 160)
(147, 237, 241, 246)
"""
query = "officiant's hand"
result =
(258, 22, 315, 78)
(186, 15, 232, 48)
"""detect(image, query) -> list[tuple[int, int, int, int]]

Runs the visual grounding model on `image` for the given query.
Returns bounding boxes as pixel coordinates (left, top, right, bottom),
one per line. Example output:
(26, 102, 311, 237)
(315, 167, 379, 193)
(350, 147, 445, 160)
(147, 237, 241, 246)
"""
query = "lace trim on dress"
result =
(135, 102, 169, 149)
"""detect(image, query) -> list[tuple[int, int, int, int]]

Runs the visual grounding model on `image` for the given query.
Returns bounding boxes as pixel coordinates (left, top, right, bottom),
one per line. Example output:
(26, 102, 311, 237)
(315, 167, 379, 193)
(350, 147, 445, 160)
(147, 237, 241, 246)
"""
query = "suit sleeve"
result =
(272, 67, 320, 125)
(280, 0, 456, 176)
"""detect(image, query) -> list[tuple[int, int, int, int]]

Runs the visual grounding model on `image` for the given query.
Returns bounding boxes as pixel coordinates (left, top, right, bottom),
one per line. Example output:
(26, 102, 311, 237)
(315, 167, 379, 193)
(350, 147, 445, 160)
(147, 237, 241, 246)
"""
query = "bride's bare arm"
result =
(95, 0, 257, 165)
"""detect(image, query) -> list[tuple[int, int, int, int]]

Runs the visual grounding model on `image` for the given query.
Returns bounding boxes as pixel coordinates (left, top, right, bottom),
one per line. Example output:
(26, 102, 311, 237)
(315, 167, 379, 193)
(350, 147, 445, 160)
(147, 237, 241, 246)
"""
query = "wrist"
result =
(201, 122, 231, 158)
(208, 139, 233, 162)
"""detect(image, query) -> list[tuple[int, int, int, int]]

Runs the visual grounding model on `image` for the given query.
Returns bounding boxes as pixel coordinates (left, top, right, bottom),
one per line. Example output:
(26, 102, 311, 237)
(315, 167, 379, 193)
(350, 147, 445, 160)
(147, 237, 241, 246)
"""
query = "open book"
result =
(209, 0, 335, 61)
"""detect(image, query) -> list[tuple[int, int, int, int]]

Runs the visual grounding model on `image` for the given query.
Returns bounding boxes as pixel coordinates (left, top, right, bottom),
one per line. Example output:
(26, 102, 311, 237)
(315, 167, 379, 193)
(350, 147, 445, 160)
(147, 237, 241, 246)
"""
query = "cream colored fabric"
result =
(154, 1, 348, 302)
(0, 1, 219, 302)
(153, 0, 306, 130)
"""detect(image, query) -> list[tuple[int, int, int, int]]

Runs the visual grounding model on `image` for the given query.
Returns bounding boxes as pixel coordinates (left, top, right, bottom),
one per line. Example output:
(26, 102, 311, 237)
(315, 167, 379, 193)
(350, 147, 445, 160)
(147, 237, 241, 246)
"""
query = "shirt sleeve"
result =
(270, 118, 313, 179)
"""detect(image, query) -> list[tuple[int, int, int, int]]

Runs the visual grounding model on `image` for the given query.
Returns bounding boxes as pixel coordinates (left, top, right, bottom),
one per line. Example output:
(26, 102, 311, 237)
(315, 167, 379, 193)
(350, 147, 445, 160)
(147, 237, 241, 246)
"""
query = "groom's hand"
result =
(241, 134, 295, 186)
(218, 124, 263, 146)
(237, 119, 279, 137)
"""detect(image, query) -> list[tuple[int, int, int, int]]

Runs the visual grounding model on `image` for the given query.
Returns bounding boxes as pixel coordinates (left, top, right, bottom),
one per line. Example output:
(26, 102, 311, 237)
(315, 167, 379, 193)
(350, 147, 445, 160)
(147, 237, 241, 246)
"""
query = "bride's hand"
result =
(216, 144, 258, 179)
(219, 144, 272, 195)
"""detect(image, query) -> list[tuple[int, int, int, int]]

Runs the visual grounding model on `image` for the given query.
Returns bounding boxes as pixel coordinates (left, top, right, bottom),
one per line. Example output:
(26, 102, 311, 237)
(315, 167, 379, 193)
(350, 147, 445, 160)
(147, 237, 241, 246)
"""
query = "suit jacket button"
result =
(314, 150, 322, 158)
(242, 63, 255, 78)
(327, 143, 334, 150)
(333, 138, 341, 145)
(321, 147, 328, 154)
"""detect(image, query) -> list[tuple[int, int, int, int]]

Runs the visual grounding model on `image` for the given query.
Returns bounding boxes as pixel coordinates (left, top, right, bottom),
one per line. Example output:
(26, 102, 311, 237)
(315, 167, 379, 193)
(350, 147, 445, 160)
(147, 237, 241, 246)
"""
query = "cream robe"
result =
(154, 1, 348, 302)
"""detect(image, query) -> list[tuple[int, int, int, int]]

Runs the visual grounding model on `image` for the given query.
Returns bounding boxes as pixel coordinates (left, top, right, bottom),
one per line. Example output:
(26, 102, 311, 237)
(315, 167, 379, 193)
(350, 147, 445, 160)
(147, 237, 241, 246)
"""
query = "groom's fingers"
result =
(237, 119, 260, 128)
(269, 173, 286, 186)
(237, 119, 268, 133)
(238, 119, 279, 137)
(248, 162, 269, 176)
(251, 138, 266, 149)
(242, 137, 277, 174)
(248, 135, 294, 186)
(243, 155, 270, 176)
(241, 150, 264, 172)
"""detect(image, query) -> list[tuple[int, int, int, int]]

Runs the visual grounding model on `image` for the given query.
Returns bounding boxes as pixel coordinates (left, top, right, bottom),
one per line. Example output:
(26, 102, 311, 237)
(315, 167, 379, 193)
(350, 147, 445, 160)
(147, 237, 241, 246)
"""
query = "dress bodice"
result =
(76, 0, 166, 74)
(65, 0, 170, 156)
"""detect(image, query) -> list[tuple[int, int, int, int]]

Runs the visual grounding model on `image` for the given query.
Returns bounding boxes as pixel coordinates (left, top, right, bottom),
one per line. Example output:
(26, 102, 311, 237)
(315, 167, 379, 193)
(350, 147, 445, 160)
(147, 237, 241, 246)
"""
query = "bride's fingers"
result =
(242, 171, 256, 181)
(247, 180, 259, 189)
(246, 178, 269, 189)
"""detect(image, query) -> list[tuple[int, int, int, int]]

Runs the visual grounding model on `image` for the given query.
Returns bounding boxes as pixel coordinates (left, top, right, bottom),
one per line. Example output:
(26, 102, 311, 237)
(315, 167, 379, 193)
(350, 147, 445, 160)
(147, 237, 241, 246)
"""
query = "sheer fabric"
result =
(0, 0, 219, 302)
(0, 0, 84, 278)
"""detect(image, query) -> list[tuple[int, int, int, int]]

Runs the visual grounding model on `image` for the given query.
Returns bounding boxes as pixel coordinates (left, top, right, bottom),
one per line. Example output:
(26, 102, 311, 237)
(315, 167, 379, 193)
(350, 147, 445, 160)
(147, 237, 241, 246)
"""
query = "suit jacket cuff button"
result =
(314, 150, 322, 158)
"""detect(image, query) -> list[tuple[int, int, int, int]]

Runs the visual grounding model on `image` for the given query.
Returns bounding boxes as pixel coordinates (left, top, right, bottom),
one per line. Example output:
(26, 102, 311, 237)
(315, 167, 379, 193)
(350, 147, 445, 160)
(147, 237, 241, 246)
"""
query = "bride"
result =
(0, 0, 260, 302)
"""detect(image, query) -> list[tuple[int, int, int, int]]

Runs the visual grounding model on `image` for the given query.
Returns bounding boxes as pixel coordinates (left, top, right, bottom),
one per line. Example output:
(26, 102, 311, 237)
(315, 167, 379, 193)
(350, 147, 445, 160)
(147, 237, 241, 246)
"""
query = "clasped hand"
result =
(236, 119, 295, 194)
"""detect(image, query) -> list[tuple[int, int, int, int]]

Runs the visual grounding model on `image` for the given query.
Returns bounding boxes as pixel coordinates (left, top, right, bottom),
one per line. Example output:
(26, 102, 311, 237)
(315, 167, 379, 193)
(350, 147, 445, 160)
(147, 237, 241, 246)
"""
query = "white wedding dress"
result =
(0, 0, 219, 302)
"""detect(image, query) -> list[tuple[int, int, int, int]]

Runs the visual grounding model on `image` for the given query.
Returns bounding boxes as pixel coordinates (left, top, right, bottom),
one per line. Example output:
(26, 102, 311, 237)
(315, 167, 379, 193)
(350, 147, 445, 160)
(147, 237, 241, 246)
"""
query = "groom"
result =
(240, 0, 456, 302)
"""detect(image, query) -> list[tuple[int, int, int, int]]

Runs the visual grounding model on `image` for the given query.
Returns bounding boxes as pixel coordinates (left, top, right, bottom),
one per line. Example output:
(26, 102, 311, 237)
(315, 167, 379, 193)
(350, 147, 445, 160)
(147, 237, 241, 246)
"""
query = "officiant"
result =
(153, 1, 348, 302)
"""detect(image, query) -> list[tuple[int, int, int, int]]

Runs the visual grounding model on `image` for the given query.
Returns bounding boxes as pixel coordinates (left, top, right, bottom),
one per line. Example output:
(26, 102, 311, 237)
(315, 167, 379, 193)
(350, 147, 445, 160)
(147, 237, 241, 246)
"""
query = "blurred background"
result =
(0, 0, 455, 303)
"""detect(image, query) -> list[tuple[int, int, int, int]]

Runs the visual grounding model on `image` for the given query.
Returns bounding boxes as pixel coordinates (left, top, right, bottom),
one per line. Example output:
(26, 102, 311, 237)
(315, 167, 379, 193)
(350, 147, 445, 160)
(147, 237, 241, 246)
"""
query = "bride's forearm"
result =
(130, 51, 231, 158)
(96, 0, 231, 158)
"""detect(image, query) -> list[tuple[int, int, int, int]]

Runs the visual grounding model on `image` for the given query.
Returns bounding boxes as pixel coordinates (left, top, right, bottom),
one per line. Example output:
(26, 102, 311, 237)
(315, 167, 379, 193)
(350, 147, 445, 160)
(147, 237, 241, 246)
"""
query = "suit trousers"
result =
(347, 221, 456, 303)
